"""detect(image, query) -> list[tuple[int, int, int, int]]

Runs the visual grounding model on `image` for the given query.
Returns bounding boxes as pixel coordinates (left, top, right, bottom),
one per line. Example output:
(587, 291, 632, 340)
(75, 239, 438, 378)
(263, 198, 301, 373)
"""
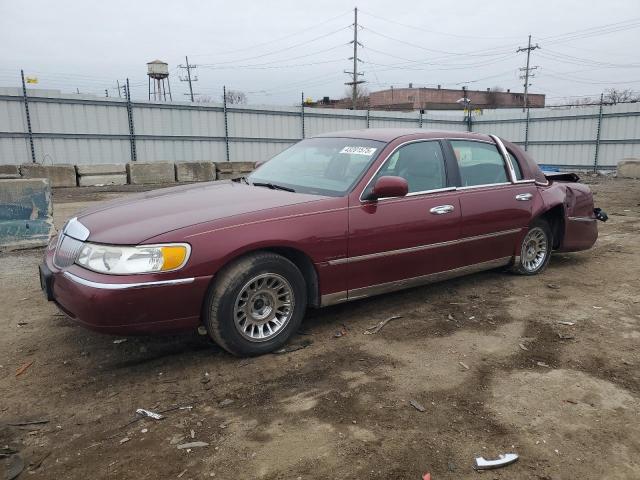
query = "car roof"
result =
(313, 128, 493, 143)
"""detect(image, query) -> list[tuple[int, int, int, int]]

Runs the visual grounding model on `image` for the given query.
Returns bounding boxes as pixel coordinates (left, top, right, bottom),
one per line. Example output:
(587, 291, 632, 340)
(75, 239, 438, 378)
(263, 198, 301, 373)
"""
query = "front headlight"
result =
(75, 243, 190, 275)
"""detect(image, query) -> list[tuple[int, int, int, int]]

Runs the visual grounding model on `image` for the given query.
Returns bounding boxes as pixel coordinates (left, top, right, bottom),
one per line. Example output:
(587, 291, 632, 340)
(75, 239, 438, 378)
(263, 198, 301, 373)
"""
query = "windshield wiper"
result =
(251, 182, 296, 192)
(232, 176, 250, 185)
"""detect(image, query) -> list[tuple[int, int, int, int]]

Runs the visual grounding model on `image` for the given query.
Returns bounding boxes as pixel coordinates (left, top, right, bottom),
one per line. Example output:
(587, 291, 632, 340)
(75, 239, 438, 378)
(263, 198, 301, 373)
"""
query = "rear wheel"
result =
(204, 252, 307, 356)
(511, 219, 553, 275)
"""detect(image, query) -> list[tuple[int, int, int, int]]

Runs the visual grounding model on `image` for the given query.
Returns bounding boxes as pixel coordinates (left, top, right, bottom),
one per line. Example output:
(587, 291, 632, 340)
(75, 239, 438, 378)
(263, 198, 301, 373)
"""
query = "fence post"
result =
(593, 93, 604, 172)
(366, 99, 370, 128)
(125, 78, 137, 161)
(301, 91, 305, 138)
(524, 107, 530, 151)
(20, 70, 36, 163)
(466, 110, 472, 132)
(223, 86, 230, 162)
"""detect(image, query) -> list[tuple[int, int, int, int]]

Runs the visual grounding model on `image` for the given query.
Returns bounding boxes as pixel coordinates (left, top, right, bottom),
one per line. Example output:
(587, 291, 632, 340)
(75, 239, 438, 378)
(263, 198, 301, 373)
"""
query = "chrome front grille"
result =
(54, 234, 85, 268)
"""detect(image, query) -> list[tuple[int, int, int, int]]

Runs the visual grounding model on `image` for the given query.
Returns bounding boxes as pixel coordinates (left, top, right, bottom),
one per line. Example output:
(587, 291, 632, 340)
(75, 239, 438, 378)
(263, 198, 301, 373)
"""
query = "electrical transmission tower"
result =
(517, 35, 540, 111)
(178, 56, 198, 102)
(344, 7, 365, 110)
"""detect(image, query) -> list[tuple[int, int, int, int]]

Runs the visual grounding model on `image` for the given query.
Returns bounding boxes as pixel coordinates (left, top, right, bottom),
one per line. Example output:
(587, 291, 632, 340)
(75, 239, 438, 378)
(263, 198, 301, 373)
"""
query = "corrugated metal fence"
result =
(1, 88, 639, 169)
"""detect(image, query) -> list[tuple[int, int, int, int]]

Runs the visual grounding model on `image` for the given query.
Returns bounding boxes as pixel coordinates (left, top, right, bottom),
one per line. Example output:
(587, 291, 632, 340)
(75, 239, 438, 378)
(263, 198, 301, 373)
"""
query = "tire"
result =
(204, 252, 307, 356)
(511, 219, 553, 275)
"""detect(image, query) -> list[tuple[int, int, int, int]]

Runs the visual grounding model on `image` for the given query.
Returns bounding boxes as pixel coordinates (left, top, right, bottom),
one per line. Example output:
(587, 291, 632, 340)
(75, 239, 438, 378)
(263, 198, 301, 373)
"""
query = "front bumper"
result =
(42, 247, 211, 334)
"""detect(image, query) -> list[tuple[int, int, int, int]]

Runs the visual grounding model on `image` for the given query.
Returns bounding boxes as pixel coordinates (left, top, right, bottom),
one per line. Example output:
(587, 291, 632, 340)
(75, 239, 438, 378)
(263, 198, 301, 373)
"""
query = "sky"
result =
(1, 0, 639, 106)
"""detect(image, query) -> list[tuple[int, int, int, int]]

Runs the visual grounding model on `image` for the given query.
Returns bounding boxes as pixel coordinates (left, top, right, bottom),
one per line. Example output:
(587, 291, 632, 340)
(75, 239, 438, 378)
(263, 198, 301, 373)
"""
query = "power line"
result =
(359, 9, 523, 41)
(344, 7, 365, 110)
(189, 10, 352, 58)
(178, 56, 198, 102)
(517, 35, 540, 111)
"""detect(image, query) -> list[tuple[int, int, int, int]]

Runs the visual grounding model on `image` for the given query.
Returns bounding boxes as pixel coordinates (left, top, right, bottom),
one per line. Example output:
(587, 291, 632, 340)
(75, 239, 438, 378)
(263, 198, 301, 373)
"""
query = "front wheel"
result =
(204, 252, 307, 356)
(511, 219, 553, 275)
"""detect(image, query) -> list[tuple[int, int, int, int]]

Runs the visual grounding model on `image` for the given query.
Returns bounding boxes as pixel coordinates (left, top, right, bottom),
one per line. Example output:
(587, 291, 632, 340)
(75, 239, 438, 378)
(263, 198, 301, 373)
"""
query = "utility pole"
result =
(178, 56, 198, 102)
(344, 7, 364, 110)
(517, 35, 540, 111)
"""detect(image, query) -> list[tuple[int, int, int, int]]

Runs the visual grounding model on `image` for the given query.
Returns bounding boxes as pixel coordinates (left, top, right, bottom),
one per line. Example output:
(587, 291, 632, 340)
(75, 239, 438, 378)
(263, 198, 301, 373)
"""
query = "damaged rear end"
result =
(542, 172, 607, 252)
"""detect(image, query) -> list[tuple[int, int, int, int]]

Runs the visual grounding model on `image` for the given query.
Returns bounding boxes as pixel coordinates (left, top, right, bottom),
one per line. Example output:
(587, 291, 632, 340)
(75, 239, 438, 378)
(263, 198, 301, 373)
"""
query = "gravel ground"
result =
(1, 176, 639, 479)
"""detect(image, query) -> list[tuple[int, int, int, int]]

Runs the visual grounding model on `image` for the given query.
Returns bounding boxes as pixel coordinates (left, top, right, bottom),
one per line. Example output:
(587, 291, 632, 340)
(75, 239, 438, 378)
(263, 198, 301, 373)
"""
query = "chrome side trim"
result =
(568, 216, 596, 223)
(320, 290, 349, 306)
(456, 182, 511, 191)
(64, 217, 90, 241)
(490, 134, 518, 183)
(321, 257, 512, 306)
(328, 228, 521, 266)
(63, 272, 195, 290)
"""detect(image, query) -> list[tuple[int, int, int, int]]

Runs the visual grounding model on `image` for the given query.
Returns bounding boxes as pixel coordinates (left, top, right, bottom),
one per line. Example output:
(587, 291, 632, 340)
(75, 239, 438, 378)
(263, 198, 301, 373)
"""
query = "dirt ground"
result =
(1, 176, 639, 480)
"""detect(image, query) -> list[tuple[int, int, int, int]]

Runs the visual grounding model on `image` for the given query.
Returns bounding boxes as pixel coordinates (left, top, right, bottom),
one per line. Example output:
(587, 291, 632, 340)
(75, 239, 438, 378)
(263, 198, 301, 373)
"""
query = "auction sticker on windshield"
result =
(340, 146, 377, 155)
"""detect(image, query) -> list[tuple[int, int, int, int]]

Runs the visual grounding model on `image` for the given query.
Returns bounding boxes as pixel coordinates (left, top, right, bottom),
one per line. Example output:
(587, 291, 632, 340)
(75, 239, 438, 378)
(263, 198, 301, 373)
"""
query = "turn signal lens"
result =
(160, 246, 188, 271)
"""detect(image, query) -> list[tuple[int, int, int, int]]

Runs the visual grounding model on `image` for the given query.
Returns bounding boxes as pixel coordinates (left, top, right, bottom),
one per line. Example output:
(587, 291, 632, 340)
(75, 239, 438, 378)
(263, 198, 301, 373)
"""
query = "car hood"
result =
(76, 181, 327, 244)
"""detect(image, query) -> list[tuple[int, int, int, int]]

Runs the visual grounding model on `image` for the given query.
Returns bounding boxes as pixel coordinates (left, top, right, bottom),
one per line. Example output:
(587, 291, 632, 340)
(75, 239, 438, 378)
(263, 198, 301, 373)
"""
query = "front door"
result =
(346, 140, 463, 298)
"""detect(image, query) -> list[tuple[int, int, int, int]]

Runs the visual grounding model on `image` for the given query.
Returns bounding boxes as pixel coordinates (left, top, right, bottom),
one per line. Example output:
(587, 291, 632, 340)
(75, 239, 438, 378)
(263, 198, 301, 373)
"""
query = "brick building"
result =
(368, 85, 545, 111)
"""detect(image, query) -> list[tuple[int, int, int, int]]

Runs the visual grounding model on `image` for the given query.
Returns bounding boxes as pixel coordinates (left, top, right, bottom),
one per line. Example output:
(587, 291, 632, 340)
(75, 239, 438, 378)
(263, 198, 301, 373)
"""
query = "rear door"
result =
(447, 139, 536, 266)
(345, 140, 464, 297)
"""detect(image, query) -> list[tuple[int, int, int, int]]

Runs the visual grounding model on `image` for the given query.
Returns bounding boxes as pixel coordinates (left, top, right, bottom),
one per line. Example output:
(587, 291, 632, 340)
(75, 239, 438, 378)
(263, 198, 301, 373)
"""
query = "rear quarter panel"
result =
(536, 181, 598, 252)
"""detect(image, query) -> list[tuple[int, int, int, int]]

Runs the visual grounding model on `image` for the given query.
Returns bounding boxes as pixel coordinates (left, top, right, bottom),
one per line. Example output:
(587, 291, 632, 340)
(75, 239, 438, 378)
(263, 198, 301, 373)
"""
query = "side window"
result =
(374, 141, 447, 193)
(506, 150, 524, 180)
(450, 140, 509, 187)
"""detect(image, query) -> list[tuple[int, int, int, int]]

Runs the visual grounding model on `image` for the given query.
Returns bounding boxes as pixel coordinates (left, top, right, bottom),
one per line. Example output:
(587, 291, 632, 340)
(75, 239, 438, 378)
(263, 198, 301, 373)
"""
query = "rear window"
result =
(451, 140, 509, 187)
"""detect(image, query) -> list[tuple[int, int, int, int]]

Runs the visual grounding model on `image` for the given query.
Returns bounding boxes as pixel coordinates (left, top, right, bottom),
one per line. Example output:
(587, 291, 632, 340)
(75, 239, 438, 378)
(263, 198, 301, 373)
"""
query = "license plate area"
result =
(39, 263, 54, 301)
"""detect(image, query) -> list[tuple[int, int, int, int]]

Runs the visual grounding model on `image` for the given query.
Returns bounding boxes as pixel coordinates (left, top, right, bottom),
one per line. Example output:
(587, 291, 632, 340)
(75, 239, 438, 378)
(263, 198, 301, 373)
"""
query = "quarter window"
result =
(372, 141, 447, 194)
(451, 140, 509, 187)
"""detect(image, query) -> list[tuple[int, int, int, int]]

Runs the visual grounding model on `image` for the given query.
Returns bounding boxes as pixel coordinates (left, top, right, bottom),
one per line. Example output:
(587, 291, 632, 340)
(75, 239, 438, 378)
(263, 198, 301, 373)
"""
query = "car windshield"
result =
(247, 137, 385, 196)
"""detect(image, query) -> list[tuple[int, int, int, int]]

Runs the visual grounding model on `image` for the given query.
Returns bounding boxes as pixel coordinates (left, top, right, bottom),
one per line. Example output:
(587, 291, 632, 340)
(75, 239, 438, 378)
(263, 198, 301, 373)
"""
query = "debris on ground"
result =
(558, 333, 575, 340)
(422, 473, 431, 480)
(537, 361, 550, 368)
(113, 339, 127, 344)
(219, 398, 234, 408)
(557, 321, 575, 326)
(409, 400, 426, 412)
(459, 361, 470, 370)
(6, 453, 25, 480)
(547, 284, 561, 290)
(120, 437, 130, 444)
(363, 315, 403, 335)
(473, 453, 519, 470)
(136, 409, 164, 420)
(334, 325, 348, 338)
(519, 343, 529, 351)
(272, 339, 313, 354)
(177, 441, 209, 450)
(447, 313, 455, 321)
(7, 419, 49, 427)
(15, 360, 34, 377)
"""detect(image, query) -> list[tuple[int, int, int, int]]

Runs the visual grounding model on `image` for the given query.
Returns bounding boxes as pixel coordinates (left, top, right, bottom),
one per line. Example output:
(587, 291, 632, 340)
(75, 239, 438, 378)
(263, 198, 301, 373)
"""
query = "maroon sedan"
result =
(40, 129, 606, 356)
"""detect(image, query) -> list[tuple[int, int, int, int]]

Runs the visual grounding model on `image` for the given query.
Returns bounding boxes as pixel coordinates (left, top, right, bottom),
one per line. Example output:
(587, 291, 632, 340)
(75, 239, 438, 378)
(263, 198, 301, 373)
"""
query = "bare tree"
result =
(343, 85, 369, 108)
(223, 90, 248, 105)
(194, 95, 214, 103)
(604, 88, 639, 104)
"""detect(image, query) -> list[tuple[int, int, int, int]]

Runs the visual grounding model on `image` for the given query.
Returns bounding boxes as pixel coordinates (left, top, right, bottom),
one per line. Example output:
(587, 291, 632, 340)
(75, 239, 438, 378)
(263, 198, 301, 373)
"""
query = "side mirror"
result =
(367, 176, 409, 200)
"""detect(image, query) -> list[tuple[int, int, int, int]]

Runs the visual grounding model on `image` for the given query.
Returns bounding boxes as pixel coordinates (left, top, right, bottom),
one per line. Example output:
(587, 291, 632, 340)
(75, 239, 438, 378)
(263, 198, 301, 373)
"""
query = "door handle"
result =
(515, 193, 533, 201)
(430, 204, 455, 215)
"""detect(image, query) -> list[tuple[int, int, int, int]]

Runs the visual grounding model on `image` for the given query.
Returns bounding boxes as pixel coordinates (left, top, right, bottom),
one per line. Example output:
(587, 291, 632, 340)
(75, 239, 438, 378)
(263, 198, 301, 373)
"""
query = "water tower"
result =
(147, 60, 172, 101)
